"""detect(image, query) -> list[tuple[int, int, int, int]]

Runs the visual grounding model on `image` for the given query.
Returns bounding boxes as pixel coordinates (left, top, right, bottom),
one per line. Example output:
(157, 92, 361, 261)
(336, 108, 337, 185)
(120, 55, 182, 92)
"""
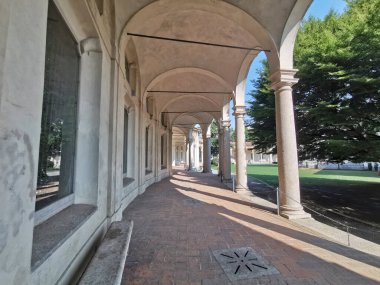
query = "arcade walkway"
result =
(121, 171, 380, 285)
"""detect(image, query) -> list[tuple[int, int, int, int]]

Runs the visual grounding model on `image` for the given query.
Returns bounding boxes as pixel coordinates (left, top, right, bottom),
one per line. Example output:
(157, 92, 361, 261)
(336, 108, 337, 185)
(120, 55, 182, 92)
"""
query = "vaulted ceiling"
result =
(117, 0, 312, 133)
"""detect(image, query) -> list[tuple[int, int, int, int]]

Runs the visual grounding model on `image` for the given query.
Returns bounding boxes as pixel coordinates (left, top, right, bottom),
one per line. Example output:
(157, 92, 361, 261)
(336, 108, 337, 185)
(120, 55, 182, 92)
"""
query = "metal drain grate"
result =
(183, 198, 204, 206)
(212, 247, 279, 281)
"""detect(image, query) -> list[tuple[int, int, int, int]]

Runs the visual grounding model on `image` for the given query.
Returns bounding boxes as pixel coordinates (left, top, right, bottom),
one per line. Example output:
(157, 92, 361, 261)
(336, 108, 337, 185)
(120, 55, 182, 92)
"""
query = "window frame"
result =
(34, 0, 80, 220)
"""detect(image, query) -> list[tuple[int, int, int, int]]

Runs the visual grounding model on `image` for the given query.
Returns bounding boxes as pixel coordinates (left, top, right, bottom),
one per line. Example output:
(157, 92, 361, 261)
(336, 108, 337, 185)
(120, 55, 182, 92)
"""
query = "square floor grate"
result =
(212, 247, 279, 282)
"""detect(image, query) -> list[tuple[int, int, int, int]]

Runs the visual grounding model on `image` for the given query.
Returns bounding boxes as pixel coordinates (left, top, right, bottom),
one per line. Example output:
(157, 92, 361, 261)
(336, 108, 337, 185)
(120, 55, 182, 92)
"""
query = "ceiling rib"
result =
(127, 33, 270, 52)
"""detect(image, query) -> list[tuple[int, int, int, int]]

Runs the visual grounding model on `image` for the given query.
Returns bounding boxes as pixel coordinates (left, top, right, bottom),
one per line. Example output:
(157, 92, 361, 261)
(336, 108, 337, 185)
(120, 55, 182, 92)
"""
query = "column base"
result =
(235, 186, 250, 194)
(280, 206, 311, 220)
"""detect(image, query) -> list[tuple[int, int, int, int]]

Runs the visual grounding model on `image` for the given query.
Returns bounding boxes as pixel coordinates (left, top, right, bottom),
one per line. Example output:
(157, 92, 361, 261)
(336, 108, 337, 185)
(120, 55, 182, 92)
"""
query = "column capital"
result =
(233, 105, 246, 117)
(269, 69, 299, 91)
(221, 120, 231, 128)
(80, 38, 101, 54)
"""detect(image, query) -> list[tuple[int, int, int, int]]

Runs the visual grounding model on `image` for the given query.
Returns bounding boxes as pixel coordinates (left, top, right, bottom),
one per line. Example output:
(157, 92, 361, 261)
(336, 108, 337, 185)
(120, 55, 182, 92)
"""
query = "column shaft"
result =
(234, 106, 247, 191)
(275, 86, 309, 218)
(207, 137, 212, 172)
(202, 132, 211, 173)
(188, 129, 193, 170)
(168, 130, 173, 175)
(218, 129, 224, 176)
(222, 121, 232, 181)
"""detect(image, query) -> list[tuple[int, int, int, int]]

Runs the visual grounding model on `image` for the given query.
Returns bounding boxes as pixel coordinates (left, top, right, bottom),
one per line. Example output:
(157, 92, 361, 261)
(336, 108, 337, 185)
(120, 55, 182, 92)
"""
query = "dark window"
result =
(123, 109, 128, 174)
(36, 1, 80, 211)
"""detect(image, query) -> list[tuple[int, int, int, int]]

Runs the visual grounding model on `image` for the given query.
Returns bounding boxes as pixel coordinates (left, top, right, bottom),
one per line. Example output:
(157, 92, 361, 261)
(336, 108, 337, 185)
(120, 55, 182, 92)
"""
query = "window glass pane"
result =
(123, 109, 128, 174)
(36, 2, 79, 211)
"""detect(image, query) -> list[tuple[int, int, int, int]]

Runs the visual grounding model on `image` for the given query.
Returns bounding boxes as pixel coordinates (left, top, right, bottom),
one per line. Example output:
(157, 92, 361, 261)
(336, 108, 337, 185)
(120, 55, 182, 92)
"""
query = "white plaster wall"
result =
(0, 1, 48, 283)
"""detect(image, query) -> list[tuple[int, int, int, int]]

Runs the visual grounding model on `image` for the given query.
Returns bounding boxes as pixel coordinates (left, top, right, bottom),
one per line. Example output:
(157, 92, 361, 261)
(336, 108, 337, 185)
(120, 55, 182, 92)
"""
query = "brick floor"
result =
(122, 170, 380, 285)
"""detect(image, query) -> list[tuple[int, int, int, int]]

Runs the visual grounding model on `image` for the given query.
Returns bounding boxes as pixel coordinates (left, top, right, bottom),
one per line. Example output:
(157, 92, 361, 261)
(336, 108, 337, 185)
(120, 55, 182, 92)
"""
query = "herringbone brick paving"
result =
(122, 170, 380, 285)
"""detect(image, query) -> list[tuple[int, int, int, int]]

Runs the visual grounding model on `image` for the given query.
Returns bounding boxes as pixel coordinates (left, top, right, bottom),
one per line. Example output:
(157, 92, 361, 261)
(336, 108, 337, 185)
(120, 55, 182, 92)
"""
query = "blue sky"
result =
(230, 0, 347, 128)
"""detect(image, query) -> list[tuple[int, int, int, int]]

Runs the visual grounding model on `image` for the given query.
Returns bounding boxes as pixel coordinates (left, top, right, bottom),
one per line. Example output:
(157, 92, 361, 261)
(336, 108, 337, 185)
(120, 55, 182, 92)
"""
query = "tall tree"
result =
(295, 0, 380, 162)
(210, 120, 219, 156)
(247, 0, 380, 162)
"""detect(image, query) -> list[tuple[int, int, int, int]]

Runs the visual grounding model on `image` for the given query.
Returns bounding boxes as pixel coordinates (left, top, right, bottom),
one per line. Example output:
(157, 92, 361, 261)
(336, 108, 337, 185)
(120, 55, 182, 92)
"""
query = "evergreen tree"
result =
(210, 120, 219, 156)
(246, 61, 276, 154)
(246, 0, 380, 162)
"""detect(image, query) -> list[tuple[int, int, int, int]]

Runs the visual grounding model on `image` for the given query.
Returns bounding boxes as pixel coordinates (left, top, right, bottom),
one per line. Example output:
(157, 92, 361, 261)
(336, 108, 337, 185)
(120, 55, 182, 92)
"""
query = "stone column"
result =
(202, 129, 211, 173)
(270, 69, 310, 219)
(168, 129, 173, 175)
(207, 136, 212, 172)
(185, 138, 189, 168)
(188, 129, 193, 170)
(222, 120, 232, 182)
(234, 106, 248, 192)
(194, 130, 200, 169)
(218, 127, 224, 176)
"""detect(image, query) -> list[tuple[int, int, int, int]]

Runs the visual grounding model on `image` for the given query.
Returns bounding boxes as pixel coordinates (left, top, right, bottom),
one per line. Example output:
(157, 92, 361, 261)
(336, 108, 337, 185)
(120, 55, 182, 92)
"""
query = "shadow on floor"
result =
(122, 171, 380, 284)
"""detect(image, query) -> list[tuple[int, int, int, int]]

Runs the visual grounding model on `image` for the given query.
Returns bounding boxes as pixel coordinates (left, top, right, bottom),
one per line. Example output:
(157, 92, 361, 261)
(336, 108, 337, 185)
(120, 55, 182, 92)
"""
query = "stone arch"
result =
(123, 37, 140, 95)
(144, 67, 233, 103)
(171, 112, 215, 128)
(54, 0, 98, 43)
(160, 94, 221, 121)
(279, 0, 313, 69)
(171, 113, 203, 128)
(234, 51, 258, 106)
(117, 0, 281, 79)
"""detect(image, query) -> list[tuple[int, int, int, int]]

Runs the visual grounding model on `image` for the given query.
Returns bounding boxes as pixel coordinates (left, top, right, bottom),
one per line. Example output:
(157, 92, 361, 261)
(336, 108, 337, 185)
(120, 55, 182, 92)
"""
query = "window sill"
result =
(34, 194, 74, 226)
(123, 177, 134, 187)
(32, 204, 96, 271)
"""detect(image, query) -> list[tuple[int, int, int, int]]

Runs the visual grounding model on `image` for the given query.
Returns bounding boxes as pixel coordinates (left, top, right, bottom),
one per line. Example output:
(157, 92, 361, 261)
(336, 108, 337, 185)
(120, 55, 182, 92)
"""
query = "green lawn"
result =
(230, 164, 380, 188)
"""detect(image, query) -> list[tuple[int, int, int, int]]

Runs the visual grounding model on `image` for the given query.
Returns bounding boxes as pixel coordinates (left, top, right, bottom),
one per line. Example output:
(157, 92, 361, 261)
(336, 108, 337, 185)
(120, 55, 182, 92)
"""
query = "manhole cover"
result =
(183, 198, 204, 206)
(212, 247, 279, 281)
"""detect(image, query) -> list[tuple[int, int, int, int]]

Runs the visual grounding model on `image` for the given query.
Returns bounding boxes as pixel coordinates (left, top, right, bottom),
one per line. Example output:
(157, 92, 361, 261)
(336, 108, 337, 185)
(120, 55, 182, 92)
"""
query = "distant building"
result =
(230, 142, 277, 164)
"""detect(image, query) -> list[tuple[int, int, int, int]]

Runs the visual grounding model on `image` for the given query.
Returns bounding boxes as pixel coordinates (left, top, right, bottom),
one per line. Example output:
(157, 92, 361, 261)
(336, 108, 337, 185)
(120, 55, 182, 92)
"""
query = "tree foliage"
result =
(210, 120, 219, 156)
(246, 61, 276, 154)
(247, 0, 380, 162)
